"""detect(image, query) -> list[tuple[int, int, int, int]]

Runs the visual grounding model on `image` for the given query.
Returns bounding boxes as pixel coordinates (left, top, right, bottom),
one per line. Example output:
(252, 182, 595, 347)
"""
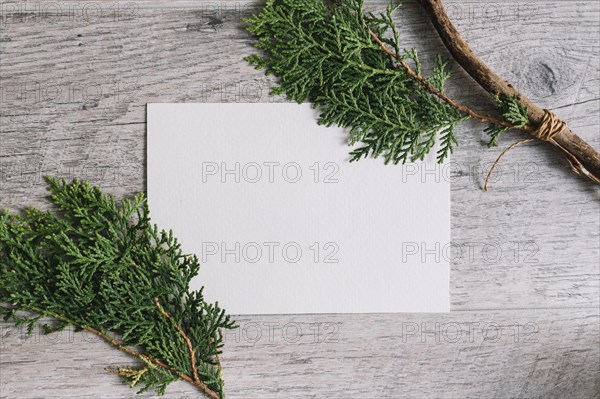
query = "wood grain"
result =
(0, 0, 598, 398)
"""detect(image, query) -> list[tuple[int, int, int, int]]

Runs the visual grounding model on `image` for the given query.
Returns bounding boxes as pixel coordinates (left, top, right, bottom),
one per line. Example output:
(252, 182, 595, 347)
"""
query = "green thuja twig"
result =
(0, 177, 235, 398)
(484, 94, 530, 147)
(245, 0, 529, 164)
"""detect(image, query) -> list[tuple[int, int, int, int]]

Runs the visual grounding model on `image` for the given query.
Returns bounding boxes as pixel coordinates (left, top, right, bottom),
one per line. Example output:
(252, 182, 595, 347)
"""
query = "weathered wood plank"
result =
(1, 310, 598, 398)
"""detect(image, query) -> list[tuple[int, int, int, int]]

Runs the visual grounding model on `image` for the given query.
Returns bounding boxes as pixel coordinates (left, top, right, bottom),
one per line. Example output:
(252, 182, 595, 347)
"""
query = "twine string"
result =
(530, 109, 567, 142)
(483, 109, 599, 191)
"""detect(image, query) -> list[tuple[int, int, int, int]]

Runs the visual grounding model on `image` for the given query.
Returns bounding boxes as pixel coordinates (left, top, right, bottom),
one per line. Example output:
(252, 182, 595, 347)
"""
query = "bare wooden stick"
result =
(417, 0, 600, 183)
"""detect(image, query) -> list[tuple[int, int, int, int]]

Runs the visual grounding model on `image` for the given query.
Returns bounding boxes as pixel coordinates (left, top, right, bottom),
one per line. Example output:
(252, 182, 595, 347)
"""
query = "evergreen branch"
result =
(368, 30, 522, 130)
(0, 177, 235, 398)
(245, 0, 468, 163)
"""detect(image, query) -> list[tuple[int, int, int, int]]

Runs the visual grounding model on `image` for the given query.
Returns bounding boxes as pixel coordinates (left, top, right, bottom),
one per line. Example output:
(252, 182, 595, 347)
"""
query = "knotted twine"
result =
(484, 109, 600, 190)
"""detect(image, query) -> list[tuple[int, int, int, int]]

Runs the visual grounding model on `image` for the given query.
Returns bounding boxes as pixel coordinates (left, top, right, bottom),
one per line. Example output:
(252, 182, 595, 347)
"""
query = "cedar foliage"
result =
(0, 177, 235, 398)
(245, 0, 530, 163)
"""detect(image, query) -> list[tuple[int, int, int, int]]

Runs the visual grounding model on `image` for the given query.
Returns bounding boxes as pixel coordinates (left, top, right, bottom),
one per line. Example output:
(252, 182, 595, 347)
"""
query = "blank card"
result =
(147, 103, 449, 314)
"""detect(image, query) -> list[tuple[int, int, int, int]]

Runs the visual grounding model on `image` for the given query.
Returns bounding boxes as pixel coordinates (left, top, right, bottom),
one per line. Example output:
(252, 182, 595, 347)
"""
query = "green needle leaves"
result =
(245, 0, 467, 163)
(246, 0, 531, 164)
(0, 178, 235, 398)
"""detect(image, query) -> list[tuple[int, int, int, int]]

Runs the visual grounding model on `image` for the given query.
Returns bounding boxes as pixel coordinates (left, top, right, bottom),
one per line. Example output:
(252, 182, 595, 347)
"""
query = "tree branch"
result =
(417, 0, 600, 183)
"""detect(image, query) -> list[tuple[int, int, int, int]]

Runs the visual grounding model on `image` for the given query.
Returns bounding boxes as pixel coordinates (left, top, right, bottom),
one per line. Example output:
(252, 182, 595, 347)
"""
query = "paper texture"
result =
(147, 103, 450, 314)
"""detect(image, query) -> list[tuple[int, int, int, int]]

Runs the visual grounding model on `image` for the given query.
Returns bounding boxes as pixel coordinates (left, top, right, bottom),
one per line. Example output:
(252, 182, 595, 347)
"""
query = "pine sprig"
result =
(0, 177, 236, 398)
(245, 0, 529, 163)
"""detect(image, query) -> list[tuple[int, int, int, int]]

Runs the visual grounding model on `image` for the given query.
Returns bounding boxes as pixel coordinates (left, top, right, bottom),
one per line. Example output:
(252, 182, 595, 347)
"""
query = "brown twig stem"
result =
(154, 298, 219, 398)
(416, 0, 600, 184)
(28, 305, 221, 399)
(368, 30, 528, 131)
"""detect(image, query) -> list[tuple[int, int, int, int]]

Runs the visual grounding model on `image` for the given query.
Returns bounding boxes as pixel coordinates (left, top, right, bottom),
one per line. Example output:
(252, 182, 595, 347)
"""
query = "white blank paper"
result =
(147, 103, 449, 314)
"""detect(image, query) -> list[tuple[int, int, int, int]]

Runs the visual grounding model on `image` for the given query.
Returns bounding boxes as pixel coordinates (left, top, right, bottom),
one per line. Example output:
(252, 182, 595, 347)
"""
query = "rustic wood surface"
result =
(0, 0, 598, 398)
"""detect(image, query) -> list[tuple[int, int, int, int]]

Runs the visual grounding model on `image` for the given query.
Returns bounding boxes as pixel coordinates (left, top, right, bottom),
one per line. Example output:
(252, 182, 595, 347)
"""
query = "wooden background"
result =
(0, 0, 598, 398)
